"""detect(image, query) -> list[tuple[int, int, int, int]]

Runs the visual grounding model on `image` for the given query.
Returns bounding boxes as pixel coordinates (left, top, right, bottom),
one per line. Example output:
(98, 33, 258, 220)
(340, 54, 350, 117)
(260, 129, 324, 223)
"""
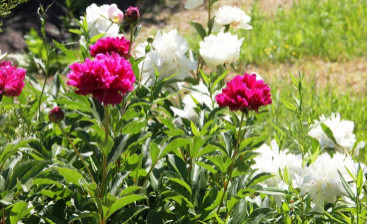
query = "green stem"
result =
(100, 105, 109, 222)
(127, 23, 134, 59)
(217, 112, 246, 218)
(38, 75, 48, 119)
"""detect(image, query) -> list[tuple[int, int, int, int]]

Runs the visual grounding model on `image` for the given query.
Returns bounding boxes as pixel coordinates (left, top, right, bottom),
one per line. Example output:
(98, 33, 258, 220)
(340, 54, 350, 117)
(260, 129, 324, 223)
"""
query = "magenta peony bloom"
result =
(125, 6, 140, 24)
(90, 37, 131, 58)
(215, 73, 272, 113)
(49, 107, 65, 123)
(0, 61, 26, 97)
(67, 53, 135, 105)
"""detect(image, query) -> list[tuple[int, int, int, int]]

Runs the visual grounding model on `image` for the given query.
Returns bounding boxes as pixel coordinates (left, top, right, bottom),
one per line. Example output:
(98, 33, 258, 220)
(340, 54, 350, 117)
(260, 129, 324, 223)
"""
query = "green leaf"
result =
(100, 137, 114, 156)
(321, 123, 337, 144)
(281, 98, 296, 111)
(57, 167, 86, 187)
(196, 161, 217, 174)
(337, 170, 355, 200)
(356, 165, 364, 195)
(10, 201, 31, 224)
(150, 142, 160, 163)
(110, 205, 148, 223)
(196, 144, 217, 158)
(68, 29, 82, 34)
(120, 186, 143, 196)
(147, 211, 164, 224)
(190, 22, 207, 40)
(166, 177, 192, 195)
(121, 120, 146, 135)
(89, 33, 105, 43)
(106, 194, 147, 219)
(0, 190, 13, 205)
(246, 172, 273, 187)
(70, 212, 99, 222)
(160, 138, 190, 159)
(33, 178, 63, 188)
(191, 121, 200, 136)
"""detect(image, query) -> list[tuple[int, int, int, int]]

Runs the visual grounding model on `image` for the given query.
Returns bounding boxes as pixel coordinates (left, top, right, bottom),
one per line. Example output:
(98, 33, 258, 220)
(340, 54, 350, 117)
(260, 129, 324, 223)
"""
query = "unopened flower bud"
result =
(108, 4, 124, 24)
(125, 6, 140, 24)
(49, 107, 64, 123)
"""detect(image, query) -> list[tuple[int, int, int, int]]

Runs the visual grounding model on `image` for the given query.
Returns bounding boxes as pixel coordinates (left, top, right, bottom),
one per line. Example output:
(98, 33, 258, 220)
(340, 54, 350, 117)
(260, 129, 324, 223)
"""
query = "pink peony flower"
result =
(0, 61, 26, 97)
(215, 73, 272, 113)
(90, 37, 131, 58)
(49, 107, 65, 123)
(125, 6, 140, 24)
(67, 53, 135, 105)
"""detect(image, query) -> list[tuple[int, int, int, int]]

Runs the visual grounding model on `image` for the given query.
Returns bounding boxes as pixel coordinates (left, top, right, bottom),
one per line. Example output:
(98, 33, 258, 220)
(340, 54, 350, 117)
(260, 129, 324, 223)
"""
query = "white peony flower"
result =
(300, 153, 360, 212)
(199, 31, 244, 68)
(82, 3, 121, 38)
(308, 113, 357, 154)
(184, 0, 204, 9)
(170, 82, 212, 123)
(212, 6, 252, 32)
(136, 29, 197, 90)
(252, 140, 303, 189)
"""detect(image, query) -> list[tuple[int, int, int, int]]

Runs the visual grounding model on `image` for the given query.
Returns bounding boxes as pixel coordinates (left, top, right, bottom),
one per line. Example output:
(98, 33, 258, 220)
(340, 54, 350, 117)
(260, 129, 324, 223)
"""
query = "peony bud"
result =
(125, 6, 140, 24)
(49, 107, 64, 123)
(108, 4, 124, 24)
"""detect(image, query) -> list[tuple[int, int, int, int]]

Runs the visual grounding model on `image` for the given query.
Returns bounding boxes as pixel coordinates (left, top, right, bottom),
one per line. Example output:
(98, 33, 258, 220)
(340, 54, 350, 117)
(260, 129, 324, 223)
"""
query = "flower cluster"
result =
(216, 73, 272, 113)
(213, 6, 252, 32)
(83, 3, 123, 38)
(0, 61, 26, 97)
(252, 140, 303, 189)
(300, 153, 361, 212)
(136, 29, 197, 90)
(308, 113, 364, 154)
(90, 36, 131, 58)
(252, 140, 364, 211)
(67, 53, 135, 105)
(199, 32, 244, 68)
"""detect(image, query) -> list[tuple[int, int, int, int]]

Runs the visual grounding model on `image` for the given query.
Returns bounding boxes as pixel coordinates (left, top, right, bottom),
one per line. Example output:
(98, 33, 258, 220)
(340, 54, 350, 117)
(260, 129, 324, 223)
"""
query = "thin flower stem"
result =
(100, 105, 109, 223)
(127, 23, 134, 59)
(217, 112, 246, 218)
(57, 123, 97, 185)
(38, 75, 48, 119)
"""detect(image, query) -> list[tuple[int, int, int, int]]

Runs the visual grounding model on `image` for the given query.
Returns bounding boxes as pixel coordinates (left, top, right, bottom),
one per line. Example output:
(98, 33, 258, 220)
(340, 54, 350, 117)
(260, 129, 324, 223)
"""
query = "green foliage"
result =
(238, 0, 367, 64)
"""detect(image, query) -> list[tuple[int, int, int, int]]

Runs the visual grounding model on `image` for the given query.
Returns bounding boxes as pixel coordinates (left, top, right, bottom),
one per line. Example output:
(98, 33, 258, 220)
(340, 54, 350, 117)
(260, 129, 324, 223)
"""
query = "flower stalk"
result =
(217, 111, 246, 217)
(127, 23, 134, 59)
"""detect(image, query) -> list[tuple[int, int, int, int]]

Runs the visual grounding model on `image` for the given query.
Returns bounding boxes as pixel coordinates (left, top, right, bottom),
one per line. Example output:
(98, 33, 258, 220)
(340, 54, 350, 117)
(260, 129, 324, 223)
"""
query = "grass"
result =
(238, 0, 367, 65)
